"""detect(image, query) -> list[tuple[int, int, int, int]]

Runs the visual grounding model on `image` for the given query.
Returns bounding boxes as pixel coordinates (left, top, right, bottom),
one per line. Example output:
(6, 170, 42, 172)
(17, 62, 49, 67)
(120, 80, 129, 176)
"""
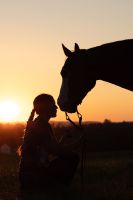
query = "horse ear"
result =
(74, 43, 80, 51)
(62, 44, 72, 57)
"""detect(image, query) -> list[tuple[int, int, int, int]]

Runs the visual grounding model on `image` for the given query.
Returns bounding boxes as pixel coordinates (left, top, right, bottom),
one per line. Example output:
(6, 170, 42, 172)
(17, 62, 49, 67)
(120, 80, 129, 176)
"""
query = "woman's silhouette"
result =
(19, 94, 81, 191)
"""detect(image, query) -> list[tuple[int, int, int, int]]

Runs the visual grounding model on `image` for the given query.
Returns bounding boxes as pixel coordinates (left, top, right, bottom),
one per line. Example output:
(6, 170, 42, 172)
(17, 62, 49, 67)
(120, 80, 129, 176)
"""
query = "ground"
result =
(0, 150, 133, 200)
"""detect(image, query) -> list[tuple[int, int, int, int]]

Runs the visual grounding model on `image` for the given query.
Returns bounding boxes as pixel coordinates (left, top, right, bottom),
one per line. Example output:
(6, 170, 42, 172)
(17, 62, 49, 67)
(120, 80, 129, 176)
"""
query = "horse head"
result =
(58, 43, 96, 113)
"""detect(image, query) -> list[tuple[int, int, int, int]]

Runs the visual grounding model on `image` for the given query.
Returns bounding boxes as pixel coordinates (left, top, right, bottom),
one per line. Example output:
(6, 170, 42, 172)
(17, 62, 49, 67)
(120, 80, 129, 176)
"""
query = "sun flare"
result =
(0, 101, 20, 122)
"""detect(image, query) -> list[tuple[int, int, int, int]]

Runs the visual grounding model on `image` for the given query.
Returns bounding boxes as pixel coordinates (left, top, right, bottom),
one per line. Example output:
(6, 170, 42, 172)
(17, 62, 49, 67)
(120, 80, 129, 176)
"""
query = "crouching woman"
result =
(19, 94, 82, 191)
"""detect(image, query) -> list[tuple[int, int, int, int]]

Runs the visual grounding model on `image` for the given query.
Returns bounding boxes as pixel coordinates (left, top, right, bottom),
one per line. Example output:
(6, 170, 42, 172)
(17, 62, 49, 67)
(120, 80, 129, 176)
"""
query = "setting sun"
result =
(0, 101, 20, 122)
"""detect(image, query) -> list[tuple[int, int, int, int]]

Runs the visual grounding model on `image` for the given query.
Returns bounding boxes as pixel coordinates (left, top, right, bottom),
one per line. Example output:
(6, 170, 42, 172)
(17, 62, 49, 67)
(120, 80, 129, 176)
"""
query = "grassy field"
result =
(0, 122, 133, 199)
(1, 150, 133, 200)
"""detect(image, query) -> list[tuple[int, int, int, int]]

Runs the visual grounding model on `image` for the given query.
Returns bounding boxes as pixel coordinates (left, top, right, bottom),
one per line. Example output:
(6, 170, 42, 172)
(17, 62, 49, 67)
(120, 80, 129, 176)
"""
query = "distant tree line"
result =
(0, 121, 133, 152)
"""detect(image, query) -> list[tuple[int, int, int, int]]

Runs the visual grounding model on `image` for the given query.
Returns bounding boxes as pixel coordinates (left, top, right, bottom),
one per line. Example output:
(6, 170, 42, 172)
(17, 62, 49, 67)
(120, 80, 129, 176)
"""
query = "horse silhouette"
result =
(58, 39, 133, 113)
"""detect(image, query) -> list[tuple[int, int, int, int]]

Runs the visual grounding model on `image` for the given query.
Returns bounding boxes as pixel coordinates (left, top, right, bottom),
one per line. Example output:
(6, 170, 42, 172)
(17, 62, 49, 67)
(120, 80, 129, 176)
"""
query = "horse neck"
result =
(85, 47, 133, 91)
(98, 66, 131, 90)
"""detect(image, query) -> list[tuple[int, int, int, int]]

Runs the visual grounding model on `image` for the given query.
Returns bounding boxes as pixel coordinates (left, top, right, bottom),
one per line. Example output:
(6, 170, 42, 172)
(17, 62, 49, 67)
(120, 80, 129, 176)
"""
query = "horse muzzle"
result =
(57, 98, 77, 113)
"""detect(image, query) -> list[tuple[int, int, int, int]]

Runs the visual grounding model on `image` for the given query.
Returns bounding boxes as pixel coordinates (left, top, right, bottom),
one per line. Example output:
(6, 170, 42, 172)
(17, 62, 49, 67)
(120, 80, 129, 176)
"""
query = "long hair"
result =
(17, 109, 36, 156)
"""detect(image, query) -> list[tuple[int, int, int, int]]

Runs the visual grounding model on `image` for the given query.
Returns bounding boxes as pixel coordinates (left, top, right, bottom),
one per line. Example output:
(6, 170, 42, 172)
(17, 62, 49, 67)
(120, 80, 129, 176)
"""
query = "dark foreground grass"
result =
(0, 151, 133, 200)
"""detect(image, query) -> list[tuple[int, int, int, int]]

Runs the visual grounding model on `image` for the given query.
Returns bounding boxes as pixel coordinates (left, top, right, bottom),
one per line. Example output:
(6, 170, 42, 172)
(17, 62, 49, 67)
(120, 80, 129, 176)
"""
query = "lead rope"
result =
(65, 110, 86, 189)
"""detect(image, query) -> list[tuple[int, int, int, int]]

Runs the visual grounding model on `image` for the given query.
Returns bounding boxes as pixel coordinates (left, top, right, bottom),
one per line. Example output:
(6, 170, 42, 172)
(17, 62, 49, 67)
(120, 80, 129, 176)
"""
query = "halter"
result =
(65, 109, 83, 130)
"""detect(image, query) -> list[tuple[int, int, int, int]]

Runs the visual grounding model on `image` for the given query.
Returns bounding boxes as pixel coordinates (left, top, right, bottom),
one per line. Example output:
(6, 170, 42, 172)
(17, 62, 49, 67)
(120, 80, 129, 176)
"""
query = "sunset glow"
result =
(0, 101, 20, 122)
(0, 1, 132, 122)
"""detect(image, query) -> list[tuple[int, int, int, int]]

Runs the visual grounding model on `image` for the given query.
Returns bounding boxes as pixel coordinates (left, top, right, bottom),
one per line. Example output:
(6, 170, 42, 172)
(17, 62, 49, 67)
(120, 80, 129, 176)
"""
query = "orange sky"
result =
(0, 1, 132, 122)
